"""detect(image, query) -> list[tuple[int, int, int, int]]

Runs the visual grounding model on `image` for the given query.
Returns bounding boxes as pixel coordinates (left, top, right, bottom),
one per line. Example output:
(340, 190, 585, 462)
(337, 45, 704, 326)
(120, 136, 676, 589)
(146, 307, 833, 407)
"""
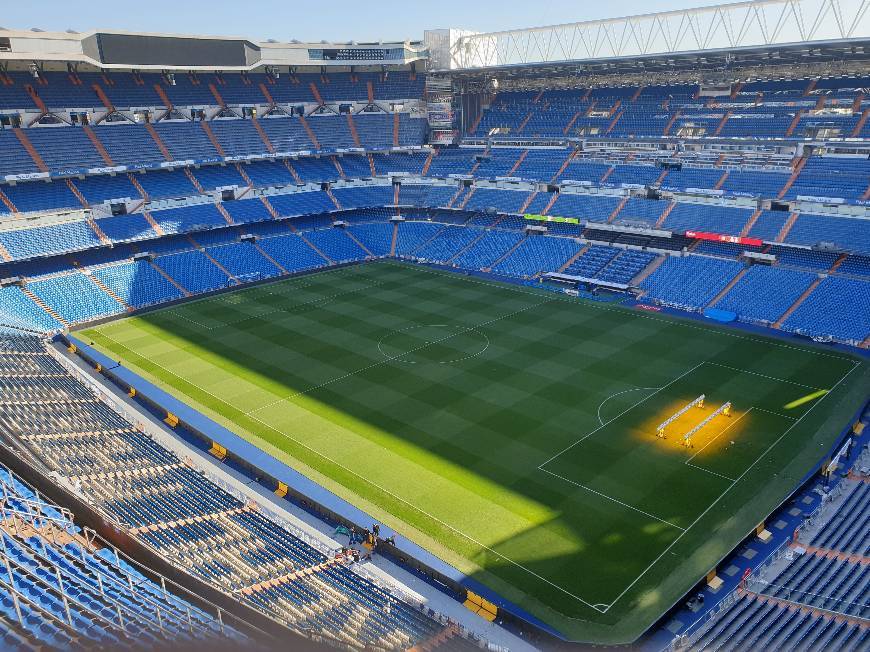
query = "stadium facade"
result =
(0, 1, 868, 650)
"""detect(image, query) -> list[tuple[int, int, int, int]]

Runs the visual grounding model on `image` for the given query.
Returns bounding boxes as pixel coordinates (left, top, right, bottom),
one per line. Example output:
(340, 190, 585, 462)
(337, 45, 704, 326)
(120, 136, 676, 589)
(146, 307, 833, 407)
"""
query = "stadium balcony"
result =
(782, 276, 870, 342)
(0, 457, 246, 649)
(451, 230, 524, 270)
(293, 156, 343, 184)
(332, 185, 395, 209)
(660, 203, 753, 235)
(0, 71, 425, 114)
(470, 76, 867, 142)
(0, 335, 462, 650)
(677, 430, 870, 652)
(190, 164, 248, 191)
(153, 121, 222, 161)
(639, 255, 744, 309)
(339, 154, 376, 179)
(0, 194, 868, 344)
(93, 123, 167, 167)
(713, 265, 818, 324)
(490, 235, 582, 278)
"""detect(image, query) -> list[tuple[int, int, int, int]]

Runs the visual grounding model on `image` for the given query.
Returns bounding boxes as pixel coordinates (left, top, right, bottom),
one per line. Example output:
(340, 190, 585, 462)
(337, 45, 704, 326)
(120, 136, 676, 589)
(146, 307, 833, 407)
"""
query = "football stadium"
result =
(0, 1, 868, 650)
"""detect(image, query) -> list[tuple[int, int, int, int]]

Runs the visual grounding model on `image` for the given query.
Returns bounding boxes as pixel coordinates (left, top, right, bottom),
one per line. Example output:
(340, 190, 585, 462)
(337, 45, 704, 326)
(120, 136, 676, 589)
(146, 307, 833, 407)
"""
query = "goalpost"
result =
(656, 395, 705, 439)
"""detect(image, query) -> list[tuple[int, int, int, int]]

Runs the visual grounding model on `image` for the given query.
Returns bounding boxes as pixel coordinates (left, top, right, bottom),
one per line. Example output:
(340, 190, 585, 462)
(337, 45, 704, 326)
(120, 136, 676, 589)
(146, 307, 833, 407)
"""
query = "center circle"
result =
(377, 324, 490, 365)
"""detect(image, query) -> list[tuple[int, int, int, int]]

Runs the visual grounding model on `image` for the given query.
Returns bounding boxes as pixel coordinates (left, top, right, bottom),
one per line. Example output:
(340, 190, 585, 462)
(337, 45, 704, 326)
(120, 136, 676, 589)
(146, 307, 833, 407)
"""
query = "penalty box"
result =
(540, 362, 806, 528)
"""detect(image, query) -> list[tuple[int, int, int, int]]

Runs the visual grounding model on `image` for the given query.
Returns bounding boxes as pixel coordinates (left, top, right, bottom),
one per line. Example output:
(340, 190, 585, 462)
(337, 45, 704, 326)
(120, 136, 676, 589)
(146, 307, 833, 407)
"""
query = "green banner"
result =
(525, 214, 580, 224)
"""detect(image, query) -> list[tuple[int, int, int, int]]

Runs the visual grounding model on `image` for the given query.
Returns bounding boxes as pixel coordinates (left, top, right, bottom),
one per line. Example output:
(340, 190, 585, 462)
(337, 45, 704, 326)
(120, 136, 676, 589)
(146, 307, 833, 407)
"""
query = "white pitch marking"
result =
(602, 361, 861, 613)
(168, 280, 386, 332)
(683, 463, 737, 482)
(248, 299, 549, 415)
(538, 361, 706, 470)
(539, 467, 686, 531)
(393, 261, 856, 363)
(596, 387, 661, 426)
(685, 407, 753, 463)
(703, 361, 828, 391)
(89, 327, 609, 612)
(376, 324, 491, 366)
(752, 406, 799, 421)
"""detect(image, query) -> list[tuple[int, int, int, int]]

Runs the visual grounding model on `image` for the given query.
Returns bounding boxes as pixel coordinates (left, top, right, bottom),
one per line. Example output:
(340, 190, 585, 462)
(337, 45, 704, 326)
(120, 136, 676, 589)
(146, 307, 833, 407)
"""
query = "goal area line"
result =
(535, 359, 835, 612)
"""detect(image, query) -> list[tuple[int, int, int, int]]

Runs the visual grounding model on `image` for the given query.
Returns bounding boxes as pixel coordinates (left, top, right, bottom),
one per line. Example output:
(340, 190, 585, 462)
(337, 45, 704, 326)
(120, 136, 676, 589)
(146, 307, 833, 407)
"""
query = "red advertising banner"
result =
(685, 231, 763, 247)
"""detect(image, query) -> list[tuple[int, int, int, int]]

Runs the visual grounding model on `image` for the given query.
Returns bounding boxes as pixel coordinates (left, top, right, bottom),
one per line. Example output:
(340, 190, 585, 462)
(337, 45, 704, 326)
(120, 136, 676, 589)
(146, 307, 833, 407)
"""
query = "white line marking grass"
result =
(395, 262, 855, 363)
(535, 357, 860, 610)
(685, 407, 754, 463)
(91, 322, 610, 613)
(247, 299, 548, 416)
(166, 279, 387, 332)
(89, 263, 863, 618)
(538, 361, 706, 470)
(601, 361, 861, 612)
(596, 387, 661, 427)
(539, 467, 686, 531)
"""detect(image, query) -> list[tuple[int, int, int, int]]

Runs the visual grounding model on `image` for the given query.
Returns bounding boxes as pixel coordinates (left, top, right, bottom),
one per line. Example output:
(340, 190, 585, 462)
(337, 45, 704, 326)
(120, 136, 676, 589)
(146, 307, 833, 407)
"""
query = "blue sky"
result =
(3, 0, 724, 43)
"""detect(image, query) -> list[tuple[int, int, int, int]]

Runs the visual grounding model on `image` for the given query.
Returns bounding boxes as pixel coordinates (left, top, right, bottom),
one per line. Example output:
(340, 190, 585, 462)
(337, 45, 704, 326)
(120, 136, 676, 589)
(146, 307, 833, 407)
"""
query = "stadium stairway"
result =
(630, 255, 665, 286)
(557, 245, 589, 273)
(145, 123, 174, 162)
(298, 116, 320, 149)
(483, 235, 527, 272)
(706, 266, 749, 308)
(184, 168, 206, 193)
(141, 211, 167, 236)
(20, 287, 68, 327)
(65, 179, 89, 209)
(200, 122, 226, 157)
(82, 126, 114, 166)
(149, 260, 191, 297)
(518, 190, 538, 214)
(608, 197, 629, 223)
(284, 161, 304, 184)
(85, 215, 112, 244)
(346, 113, 362, 148)
(420, 150, 435, 176)
(88, 272, 133, 312)
(344, 229, 375, 257)
(188, 235, 240, 283)
(292, 229, 335, 265)
(0, 188, 18, 214)
(793, 542, 870, 566)
(777, 158, 808, 199)
(333, 156, 347, 180)
(739, 209, 763, 237)
(445, 229, 489, 265)
(251, 117, 275, 153)
(653, 201, 676, 227)
(773, 276, 823, 329)
(260, 197, 280, 219)
(251, 240, 289, 274)
(775, 212, 801, 242)
(13, 129, 48, 172)
(850, 108, 870, 137)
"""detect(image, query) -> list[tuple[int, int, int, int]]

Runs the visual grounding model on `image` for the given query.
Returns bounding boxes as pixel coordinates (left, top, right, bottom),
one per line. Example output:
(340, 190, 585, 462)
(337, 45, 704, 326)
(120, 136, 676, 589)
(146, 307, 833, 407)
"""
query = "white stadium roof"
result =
(441, 0, 870, 70)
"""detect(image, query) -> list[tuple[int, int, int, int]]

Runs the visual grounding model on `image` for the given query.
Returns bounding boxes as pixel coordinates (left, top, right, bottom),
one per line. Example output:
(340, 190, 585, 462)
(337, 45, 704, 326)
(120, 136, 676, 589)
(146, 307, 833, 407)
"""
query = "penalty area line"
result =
(685, 407, 753, 463)
(539, 467, 686, 531)
(538, 361, 706, 470)
(601, 361, 861, 613)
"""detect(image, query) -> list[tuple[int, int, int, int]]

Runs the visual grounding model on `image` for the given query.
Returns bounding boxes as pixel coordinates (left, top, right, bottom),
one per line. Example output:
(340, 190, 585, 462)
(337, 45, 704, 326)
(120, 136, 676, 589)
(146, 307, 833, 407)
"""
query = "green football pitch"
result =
(79, 260, 868, 643)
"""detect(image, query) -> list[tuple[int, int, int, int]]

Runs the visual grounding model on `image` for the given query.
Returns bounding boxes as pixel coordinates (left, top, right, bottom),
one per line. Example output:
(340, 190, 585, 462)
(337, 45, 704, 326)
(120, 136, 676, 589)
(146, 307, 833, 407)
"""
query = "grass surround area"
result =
(81, 260, 868, 643)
